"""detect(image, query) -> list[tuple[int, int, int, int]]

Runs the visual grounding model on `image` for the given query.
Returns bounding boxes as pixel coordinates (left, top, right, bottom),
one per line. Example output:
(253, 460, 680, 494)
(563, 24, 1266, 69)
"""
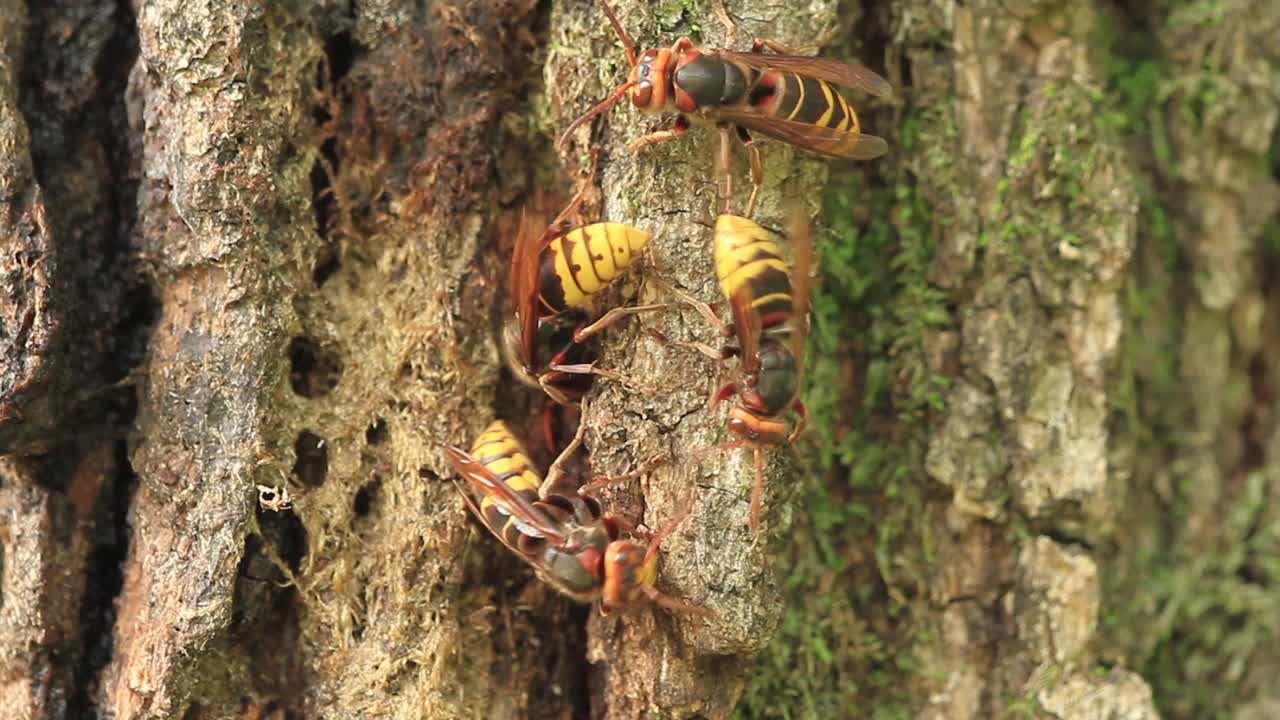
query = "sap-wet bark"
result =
(0, 1, 53, 455)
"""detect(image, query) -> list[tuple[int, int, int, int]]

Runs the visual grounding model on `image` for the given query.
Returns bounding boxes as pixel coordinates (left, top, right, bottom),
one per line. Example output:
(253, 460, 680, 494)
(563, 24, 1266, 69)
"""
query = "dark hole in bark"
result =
(181, 702, 204, 720)
(312, 239, 341, 286)
(310, 149, 336, 234)
(1239, 353, 1273, 475)
(234, 508, 306, 631)
(1270, 123, 1279, 182)
(288, 337, 343, 398)
(567, 601, 593, 720)
(310, 31, 356, 286)
(324, 31, 356, 83)
(293, 430, 329, 488)
(856, 0, 893, 80)
(69, 439, 138, 718)
(365, 417, 388, 445)
(238, 698, 304, 720)
(270, 511, 308, 575)
(102, 282, 160, 387)
(308, 131, 340, 285)
(234, 541, 306, 707)
(238, 534, 271, 584)
(418, 467, 441, 482)
(354, 479, 379, 517)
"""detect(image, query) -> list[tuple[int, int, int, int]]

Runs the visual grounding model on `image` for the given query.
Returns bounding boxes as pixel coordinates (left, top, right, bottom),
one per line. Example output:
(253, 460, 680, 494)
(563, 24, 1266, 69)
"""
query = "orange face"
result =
(599, 540, 654, 614)
(628, 48, 671, 111)
(727, 405, 792, 447)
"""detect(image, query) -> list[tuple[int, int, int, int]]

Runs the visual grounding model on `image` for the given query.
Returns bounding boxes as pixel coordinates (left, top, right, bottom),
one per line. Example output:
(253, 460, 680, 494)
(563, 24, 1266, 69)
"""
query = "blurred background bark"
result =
(0, 0, 1277, 718)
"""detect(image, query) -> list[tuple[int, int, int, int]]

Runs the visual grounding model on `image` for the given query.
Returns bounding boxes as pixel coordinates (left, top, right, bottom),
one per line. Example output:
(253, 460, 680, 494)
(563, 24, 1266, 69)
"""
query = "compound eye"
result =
(632, 83, 653, 107)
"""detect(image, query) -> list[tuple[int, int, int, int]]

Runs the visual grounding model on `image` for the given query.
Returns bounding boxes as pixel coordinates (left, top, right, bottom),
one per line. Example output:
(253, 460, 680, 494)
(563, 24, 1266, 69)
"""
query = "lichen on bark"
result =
(1100, 1, 1280, 717)
(896, 1, 1157, 717)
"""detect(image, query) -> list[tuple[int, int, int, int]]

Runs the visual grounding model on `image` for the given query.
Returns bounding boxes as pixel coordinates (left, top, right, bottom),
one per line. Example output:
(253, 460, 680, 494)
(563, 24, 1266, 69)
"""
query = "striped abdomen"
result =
(748, 71, 860, 134)
(538, 223, 651, 314)
(714, 215, 793, 329)
(469, 421, 543, 550)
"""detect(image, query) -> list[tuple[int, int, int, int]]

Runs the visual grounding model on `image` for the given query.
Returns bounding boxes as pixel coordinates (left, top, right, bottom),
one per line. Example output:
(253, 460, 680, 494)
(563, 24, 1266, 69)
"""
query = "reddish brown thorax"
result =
(670, 49, 703, 113)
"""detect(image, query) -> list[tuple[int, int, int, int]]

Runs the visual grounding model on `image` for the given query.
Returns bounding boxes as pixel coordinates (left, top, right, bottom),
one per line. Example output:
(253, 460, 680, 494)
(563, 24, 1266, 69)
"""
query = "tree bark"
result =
(1, 0, 1279, 719)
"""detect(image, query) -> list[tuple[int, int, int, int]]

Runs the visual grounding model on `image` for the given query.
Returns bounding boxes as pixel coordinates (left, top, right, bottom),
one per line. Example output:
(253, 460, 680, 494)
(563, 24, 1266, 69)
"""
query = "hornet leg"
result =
(547, 362, 654, 396)
(786, 399, 809, 444)
(718, 123, 736, 215)
(579, 453, 670, 497)
(573, 303, 671, 344)
(541, 397, 591, 497)
(712, 0, 737, 46)
(736, 125, 764, 219)
(751, 37, 829, 56)
(646, 328, 726, 363)
(627, 115, 690, 154)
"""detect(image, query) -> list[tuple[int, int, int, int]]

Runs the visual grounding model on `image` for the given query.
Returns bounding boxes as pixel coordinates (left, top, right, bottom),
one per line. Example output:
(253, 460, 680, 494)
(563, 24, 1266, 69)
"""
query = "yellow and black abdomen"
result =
(469, 421, 542, 548)
(714, 215, 793, 328)
(537, 223, 651, 314)
(751, 71, 860, 135)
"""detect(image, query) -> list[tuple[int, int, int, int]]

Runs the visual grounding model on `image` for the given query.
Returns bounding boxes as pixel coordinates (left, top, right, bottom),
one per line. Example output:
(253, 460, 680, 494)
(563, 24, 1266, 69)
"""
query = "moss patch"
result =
(736, 123, 948, 716)
(1096, 3, 1280, 717)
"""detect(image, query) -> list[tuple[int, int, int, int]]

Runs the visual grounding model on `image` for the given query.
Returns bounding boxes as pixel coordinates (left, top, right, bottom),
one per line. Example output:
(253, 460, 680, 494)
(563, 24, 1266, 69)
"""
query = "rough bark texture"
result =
(904, 2, 1151, 716)
(1, 0, 1280, 719)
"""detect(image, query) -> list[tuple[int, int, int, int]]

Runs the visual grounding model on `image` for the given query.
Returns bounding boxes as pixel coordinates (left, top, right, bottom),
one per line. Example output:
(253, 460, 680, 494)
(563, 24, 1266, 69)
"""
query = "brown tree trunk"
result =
(2, 1, 1279, 719)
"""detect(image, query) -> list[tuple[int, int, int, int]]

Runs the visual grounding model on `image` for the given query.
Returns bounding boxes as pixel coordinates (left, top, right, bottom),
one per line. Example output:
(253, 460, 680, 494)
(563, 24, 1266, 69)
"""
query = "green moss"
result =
(655, 0, 701, 35)
(1004, 665, 1059, 717)
(736, 122, 949, 716)
(1094, 4, 1280, 717)
(1131, 470, 1280, 719)
(1264, 216, 1280, 259)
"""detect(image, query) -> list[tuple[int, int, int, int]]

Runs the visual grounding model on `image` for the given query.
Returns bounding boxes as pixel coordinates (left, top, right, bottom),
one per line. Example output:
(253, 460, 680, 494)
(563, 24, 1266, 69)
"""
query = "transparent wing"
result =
(728, 285, 763, 377)
(714, 106, 889, 160)
(445, 446, 566, 544)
